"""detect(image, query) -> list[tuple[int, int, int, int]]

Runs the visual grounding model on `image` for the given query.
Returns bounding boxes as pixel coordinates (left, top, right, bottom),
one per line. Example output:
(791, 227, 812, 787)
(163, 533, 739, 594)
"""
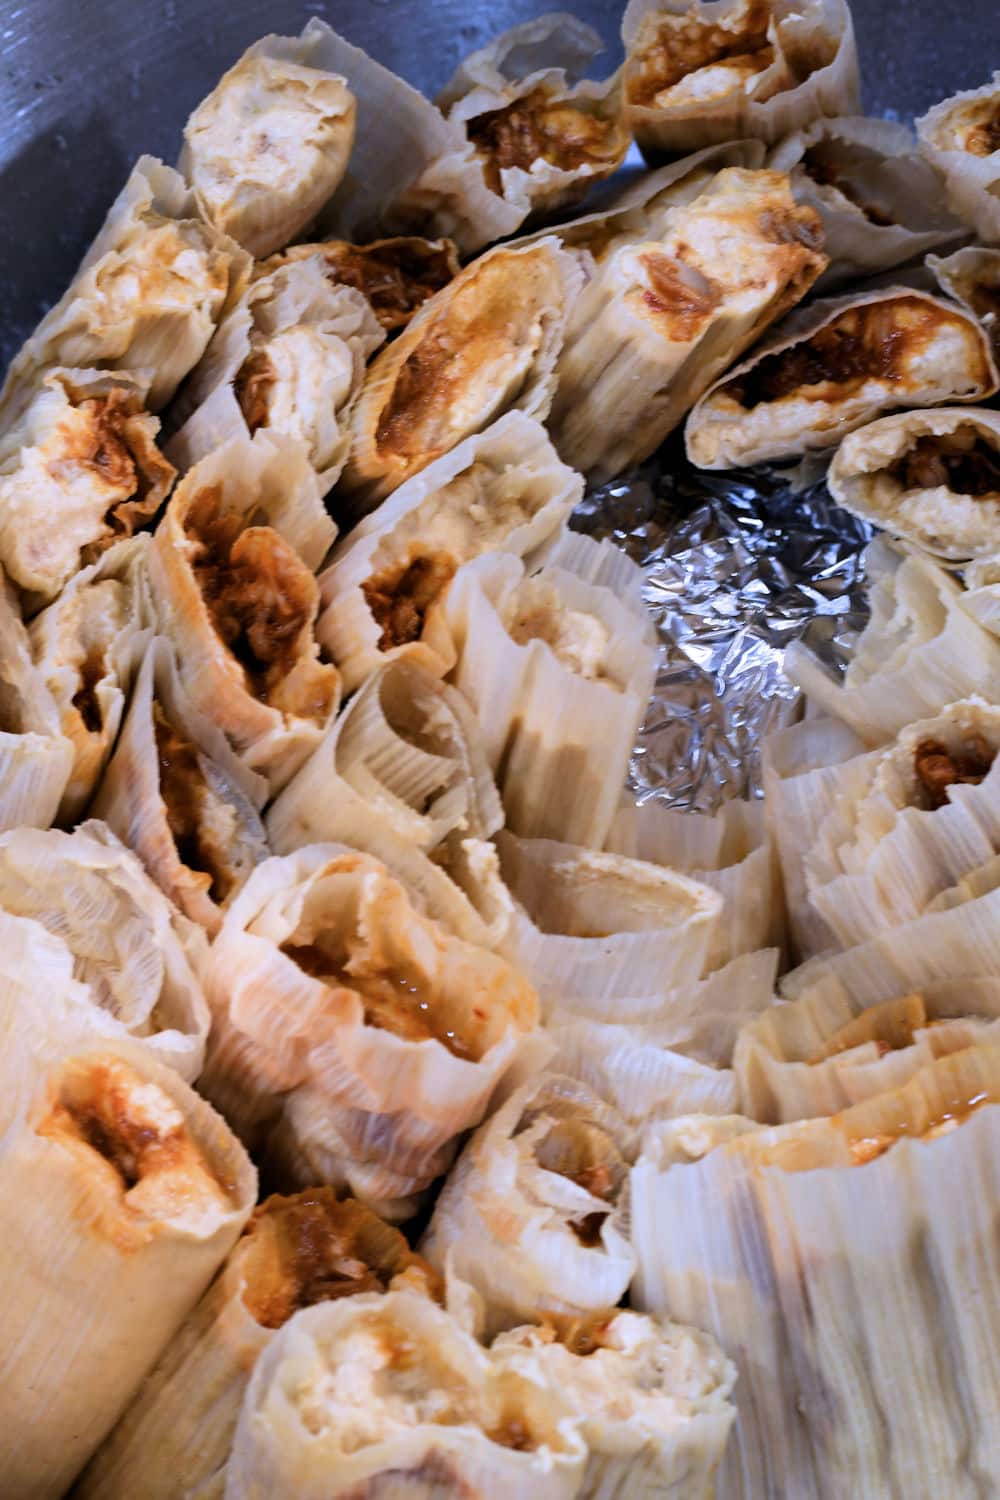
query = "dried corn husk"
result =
(918, 73, 1000, 245)
(622, 0, 859, 158)
(260, 235, 459, 334)
(0, 820, 209, 1079)
(148, 432, 339, 793)
(422, 1075, 636, 1337)
(772, 698, 1000, 952)
(199, 844, 541, 1219)
(492, 1309, 736, 1500)
(768, 116, 966, 288)
(632, 1046, 1000, 1498)
(929, 245, 1000, 355)
(0, 157, 249, 424)
(442, 538, 657, 848)
(515, 138, 768, 258)
(179, 30, 355, 258)
(0, 1039, 255, 1500)
(736, 970, 1000, 1122)
(783, 537, 1000, 745)
(224, 1290, 587, 1499)
(316, 412, 581, 690)
(497, 831, 723, 1010)
(30, 536, 152, 824)
(549, 949, 780, 1122)
(92, 637, 270, 938)
(549, 167, 827, 479)
(607, 797, 784, 969)
(267, 657, 501, 857)
(338, 239, 583, 511)
(169, 258, 382, 491)
(0, 368, 174, 606)
(431, 14, 629, 234)
(0, 569, 75, 832)
(76, 1189, 438, 1500)
(687, 288, 998, 469)
(828, 406, 1000, 561)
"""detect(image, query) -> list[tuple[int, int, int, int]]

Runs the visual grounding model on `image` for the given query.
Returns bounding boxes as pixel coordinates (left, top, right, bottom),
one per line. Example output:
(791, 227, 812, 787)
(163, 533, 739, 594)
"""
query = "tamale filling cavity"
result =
(362, 550, 458, 650)
(965, 102, 1000, 157)
(153, 701, 235, 902)
(466, 87, 623, 196)
(628, 0, 773, 107)
(888, 431, 1000, 498)
(533, 1117, 625, 1247)
(913, 734, 996, 810)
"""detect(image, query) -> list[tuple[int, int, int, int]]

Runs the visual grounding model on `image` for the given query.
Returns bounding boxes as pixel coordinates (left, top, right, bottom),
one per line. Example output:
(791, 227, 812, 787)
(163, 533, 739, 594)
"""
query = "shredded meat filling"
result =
(467, 87, 622, 196)
(186, 487, 324, 713)
(242, 1189, 433, 1329)
(273, 239, 458, 333)
(533, 1118, 624, 1249)
(912, 734, 996, 810)
(57, 389, 174, 555)
(726, 296, 949, 407)
(889, 433, 1000, 497)
(628, 0, 773, 106)
(362, 551, 458, 650)
(281, 941, 478, 1060)
(233, 351, 275, 434)
(153, 702, 234, 904)
(966, 103, 1000, 157)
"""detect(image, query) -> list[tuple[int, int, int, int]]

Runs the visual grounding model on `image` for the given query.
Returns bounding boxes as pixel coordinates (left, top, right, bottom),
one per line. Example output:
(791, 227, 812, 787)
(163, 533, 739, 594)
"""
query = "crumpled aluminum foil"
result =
(572, 444, 874, 813)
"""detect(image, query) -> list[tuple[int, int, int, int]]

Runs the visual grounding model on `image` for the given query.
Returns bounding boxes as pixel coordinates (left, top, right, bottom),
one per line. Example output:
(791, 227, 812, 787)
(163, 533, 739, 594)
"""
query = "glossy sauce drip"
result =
(282, 940, 477, 1059)
(849, 1092, 992, 1165)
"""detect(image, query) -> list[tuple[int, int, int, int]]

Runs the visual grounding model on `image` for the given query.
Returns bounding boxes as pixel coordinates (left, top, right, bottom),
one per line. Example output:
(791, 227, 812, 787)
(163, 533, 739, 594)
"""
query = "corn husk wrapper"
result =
(497, 831, 723, 1011)
(768, 116, 967, 288)
(225, 1290, 587, 1500)
(828, 406, 1000, 561)
(179, 30, 355, 259)
(493, 1310, 736, 1500)
(267, 657, 501, 858)
(0, 367, 175, 607)
(622, 0, 859, 159)
(0, 1038, 256, 1500)
(0, 569, 75, 832)
(774, 698, 1000, 952)
(432, 14, 629, 234)
(0, 157, 249, 424)
(422, 1075, 636, 1338)
(607, 797, 784, 969)
(29, 535, 152, 824)
(549, 167, 827, 480)
(260, 235, 460, 334)
(316, 412, 582, 689)
(736, 970, 1000, 1123)
(632, 1047, 1000, 1499)
(917, 74, 1000, 245)
(148, 432, 339, 794)
(442, 539, 657, 849)
(783, 536, 1000, 746)
(339, 238, 583, 512)
(199, 844, 541, 1219)
(0, 819, 209, 1079)
(169, 258, 382, 493)
(515, 138, 768, 259)
(549, 949, 780, 1124)
(929, 245, 1000, 356)
(92, 637, 270, 939)
(686, 287, 998, 469)
(76, 1189, 438, 1500)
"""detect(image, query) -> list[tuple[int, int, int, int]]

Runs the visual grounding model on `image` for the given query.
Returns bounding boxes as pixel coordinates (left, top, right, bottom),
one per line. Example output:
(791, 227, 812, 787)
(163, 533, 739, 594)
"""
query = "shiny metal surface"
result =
(0, 0, 993, 366)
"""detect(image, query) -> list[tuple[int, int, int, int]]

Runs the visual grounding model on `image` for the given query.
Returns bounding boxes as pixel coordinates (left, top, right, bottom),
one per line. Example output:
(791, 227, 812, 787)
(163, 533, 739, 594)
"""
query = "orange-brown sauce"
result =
(638, 250, 722, 339)
(849, 1093, 992, 1165)
(71, 649, 108, 735)
(467, 87, 623, 195)
(233, 351, 275, 435)
(153, 702, 234, 904)
(273, 238, 459, 334)
(54, 389, 174, 556)
(966, 104, 1000, 158)
(913, 734, 996, 811)
(628, 0, 773, 107)
(361, 551, 458, 650)
(534, 1119, 623, 1249)
(726, 296, 956, 407)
